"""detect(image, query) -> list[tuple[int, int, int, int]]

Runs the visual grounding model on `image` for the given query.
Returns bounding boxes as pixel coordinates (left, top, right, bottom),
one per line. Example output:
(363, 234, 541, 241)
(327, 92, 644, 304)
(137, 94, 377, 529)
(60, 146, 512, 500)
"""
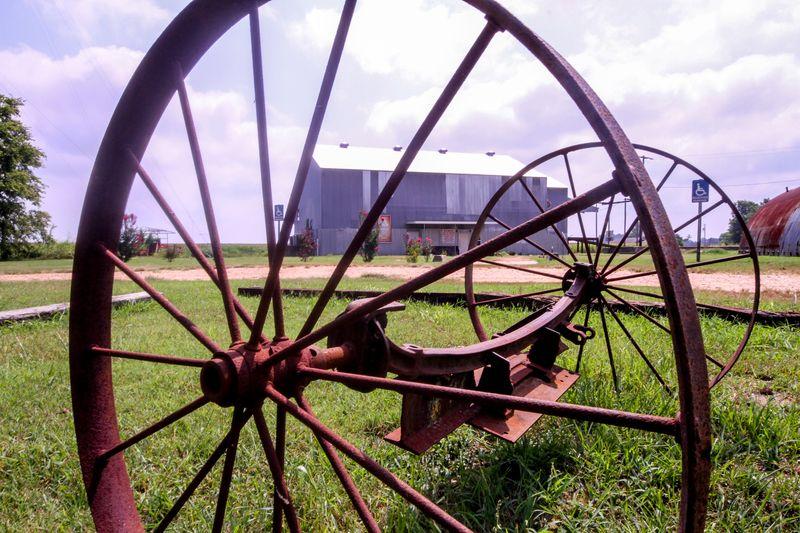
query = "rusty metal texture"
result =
(746, 187, 800, 256)
(68, 1, 718, 531)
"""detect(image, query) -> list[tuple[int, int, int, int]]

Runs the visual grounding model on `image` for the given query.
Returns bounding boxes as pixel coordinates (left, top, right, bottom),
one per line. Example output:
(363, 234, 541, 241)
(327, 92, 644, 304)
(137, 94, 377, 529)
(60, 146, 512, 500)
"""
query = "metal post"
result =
(696, 202, 702, 262)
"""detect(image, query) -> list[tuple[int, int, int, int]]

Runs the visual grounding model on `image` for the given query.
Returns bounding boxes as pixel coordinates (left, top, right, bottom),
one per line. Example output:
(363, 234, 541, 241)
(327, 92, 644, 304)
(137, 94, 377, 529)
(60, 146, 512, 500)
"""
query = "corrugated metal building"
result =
(747, 187, 800, 256)
(296, 144, 569, 255)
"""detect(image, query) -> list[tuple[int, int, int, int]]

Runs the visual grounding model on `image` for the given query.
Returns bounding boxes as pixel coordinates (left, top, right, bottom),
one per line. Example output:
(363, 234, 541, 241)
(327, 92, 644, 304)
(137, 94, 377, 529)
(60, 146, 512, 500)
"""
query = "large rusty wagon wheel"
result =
(70, 1, 711, 531)
(464, 143, 760, 391)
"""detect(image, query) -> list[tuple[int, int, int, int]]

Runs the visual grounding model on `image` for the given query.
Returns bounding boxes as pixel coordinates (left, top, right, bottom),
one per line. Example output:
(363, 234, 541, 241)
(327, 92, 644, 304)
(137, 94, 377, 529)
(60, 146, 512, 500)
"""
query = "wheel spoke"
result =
(130, 158, 264, 342)
(264, 385, 472, 532)
(298, 369, 678, 435)
(297, 19, 502, 340)
(248, 0, 357, 348)
(597, 304, 620, 392)
(90, 346, 205, 367)
(487, 213, 573, 269)
(154, 408, 252, 532)
(272, 406, 287, 533)
(249, 7, 286, 338)
(602, 287, 670, 334)
(600, 161, 678, 272)
(98, 396, 209, 462)
(518, 178, 579, 263)
(98, 243, 222, 353)
(469, 287, 562, 308)
(477, 258, 564, 280)
(575, 302, 592, 373)
(600, 295, 671, 393)
(263, 179, 622, 370)
(594, 192, 615, 269)
(563, 153, 594, 263)
(296, 396, 379, 532)
(606, 252, 752, 284)
(176, 69, 241, 343)
(604, 285, 664, 301)
(212, 407, 246, 533)
(253, 408, 301, 533)
(603, 199, 724, 277)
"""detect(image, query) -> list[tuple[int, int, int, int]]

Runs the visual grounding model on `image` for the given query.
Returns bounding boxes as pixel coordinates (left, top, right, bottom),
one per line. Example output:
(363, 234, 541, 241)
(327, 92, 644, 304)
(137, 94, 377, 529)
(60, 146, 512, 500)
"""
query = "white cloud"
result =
(30, 0, 169, 44)
(289, 0, 514, 85)
(0, 43, 308, 242)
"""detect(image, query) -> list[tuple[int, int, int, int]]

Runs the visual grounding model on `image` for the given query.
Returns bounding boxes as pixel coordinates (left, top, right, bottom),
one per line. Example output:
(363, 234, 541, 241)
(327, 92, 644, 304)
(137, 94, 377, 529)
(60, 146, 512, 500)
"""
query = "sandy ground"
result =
(1, 261, 789, 294)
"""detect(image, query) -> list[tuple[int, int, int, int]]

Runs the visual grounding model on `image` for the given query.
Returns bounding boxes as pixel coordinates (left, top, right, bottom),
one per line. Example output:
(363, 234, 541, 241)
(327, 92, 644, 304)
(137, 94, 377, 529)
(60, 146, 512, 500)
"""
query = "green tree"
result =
(720, 199, 766, 244)
(0, 95, 52, 259)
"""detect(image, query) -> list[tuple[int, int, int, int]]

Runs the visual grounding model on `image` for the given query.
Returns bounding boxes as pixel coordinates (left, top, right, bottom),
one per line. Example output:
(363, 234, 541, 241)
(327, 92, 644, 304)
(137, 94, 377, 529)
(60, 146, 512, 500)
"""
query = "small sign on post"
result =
(691, 180, 709, 203)
(691, 180, 709, 262)
(274, 204, 285, 221)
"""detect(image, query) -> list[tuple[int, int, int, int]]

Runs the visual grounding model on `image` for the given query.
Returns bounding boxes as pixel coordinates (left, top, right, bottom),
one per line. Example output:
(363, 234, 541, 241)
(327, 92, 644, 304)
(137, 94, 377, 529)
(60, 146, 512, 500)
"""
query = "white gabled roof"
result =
(313, 144, 568, 189)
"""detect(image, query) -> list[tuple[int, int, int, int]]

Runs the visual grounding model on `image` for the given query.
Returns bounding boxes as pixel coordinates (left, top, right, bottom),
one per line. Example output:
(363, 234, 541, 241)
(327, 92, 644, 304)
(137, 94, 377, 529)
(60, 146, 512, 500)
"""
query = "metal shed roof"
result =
(313, 144, 568, 189)
(747, 187, 800, 255)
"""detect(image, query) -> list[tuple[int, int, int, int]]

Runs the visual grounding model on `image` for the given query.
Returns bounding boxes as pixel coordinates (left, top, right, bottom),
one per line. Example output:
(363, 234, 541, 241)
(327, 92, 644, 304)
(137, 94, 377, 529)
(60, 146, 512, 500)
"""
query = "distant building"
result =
(295, 144, 569, 255)
(747, 187, 800, 256)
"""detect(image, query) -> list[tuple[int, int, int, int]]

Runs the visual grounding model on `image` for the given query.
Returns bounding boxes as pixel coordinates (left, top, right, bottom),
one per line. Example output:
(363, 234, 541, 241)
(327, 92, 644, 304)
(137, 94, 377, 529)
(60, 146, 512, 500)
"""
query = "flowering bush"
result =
(421, 236, 433, 261)
(405, 234, 422, 263)
(298, 219, 316, 261)
(118, 213, 146, 262)
(359, 211, 379, 262)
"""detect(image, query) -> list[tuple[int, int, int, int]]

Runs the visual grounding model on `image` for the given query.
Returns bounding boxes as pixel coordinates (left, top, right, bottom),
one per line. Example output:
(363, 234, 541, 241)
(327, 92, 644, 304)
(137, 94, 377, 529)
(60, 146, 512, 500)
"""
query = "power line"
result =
(682, 146, 800, 158)
(662, 177, 800, 189)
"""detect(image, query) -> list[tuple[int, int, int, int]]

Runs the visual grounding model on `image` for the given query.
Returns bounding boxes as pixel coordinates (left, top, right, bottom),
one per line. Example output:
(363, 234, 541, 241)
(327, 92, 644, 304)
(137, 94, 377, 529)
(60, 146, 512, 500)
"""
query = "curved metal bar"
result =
(264, 180, 619, 371)
(384, 275, 589, 377)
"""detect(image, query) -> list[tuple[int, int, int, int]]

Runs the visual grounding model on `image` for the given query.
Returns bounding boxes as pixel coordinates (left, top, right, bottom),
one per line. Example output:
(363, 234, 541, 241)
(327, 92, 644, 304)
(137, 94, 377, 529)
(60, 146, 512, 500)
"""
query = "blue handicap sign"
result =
(691, 180, 709, 203)
(274, 204, 285, 221)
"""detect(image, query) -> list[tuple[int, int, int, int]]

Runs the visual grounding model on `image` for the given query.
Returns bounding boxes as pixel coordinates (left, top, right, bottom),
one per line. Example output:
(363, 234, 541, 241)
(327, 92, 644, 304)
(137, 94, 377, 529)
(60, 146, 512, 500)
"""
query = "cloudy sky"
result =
(1, 0, 798, 243)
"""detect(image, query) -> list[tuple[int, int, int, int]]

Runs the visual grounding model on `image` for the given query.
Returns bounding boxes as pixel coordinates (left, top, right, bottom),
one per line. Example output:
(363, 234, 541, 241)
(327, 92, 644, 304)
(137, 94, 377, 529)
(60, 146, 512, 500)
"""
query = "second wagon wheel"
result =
(464, 143, 760, 390)
(70, 1, 711, 531)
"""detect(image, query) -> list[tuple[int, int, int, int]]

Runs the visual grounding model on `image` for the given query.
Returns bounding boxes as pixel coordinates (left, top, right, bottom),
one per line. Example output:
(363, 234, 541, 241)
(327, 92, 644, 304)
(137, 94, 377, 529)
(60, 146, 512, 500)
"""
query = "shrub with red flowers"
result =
(298, 219, 317, 261)
(405, 234, 422, 263)
(421, 236, 433, 261)
(118, 213, 147, 262)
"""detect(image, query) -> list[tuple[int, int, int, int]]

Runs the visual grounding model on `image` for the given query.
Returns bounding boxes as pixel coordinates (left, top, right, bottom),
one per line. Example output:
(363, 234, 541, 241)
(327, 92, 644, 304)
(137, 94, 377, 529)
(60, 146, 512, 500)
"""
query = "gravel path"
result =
(1, 263, 784, 294)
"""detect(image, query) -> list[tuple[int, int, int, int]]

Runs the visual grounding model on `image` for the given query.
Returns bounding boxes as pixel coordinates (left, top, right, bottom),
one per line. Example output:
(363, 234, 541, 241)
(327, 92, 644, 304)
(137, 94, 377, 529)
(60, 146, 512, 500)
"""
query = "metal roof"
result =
(747, 187, 800, 255)
(313, 144, 568, 189)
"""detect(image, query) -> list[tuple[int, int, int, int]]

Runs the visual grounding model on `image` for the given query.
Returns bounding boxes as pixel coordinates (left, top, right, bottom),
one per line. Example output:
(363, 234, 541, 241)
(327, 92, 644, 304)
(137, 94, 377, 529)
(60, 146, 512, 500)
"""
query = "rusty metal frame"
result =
(69, 1, 711, 531)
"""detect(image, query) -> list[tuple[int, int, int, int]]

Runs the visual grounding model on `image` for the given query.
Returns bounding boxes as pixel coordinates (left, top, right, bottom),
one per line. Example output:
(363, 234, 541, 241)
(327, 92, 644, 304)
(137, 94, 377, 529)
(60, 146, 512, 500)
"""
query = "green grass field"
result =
(1, 277, 797, 530)
(1, 248, 798, 275)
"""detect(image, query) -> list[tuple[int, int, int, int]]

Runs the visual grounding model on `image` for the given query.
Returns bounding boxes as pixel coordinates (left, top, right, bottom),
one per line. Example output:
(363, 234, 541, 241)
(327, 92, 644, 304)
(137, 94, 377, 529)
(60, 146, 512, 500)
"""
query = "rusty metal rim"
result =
(464, 142, 760, 389)
(69, 1, 710, 531)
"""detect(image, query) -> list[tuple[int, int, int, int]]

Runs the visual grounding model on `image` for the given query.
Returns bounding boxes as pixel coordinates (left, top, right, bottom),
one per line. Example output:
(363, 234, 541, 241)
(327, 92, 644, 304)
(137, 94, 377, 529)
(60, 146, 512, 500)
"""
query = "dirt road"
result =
(1, 263, 785, 294)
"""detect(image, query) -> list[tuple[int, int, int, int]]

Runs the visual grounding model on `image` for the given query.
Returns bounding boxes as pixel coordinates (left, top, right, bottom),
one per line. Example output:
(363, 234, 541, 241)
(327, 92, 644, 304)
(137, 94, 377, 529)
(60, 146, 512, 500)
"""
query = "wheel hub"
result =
(562, 262, 603, 301)
(200, 340, 313, 406)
